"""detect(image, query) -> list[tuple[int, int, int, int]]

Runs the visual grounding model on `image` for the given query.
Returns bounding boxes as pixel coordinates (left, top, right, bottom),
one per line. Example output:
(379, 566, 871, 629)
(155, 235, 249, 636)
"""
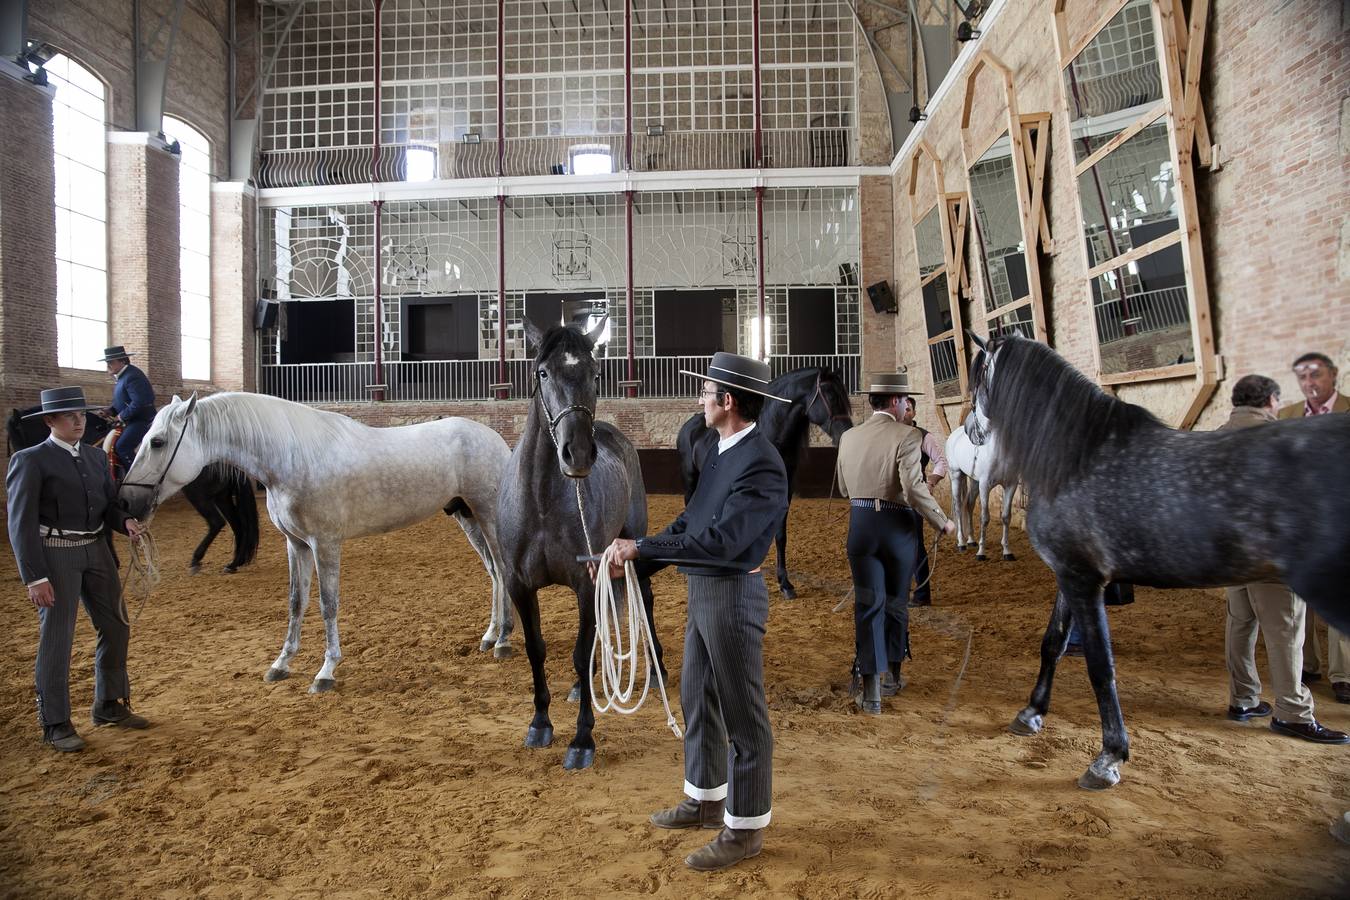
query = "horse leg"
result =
(564, 583, 598, 770)
(309, 543, 344, 693)
(775, 500, 796, 600)
(1073, 590, 1129, 790)
(266, 538, 315, 682)
(512, 583, 553, 749)
(183, 486, 224, 575)
(479, 517, 514, 658)
(1009, 590, 1073, 736)
(454, 513, 512, 657)
(975, 481, 992, 561)
(963, 478, 979, 552)
(217, 491, 244, 574)
(949, 472, 966, 550)
(1000, 483, 1017, 561)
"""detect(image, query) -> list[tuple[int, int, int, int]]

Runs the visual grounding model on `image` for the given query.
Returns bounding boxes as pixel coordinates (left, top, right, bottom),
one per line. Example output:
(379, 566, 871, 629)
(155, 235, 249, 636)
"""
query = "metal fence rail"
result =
(258, 354, 859, 404)
(1094, 286, 1190, 345)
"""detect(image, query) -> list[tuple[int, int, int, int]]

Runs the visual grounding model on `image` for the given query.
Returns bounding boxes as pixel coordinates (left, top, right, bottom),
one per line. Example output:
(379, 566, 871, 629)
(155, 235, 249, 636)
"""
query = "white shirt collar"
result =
(717, 422, 756, 455)
(871, 410, 897, 422)
(48, 435, 80, 457)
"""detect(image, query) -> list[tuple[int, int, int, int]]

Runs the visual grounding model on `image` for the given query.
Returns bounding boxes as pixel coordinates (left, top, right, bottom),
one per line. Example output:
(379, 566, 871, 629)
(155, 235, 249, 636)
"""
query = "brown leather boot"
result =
(650, 798, 724, 830)
(685, 827, 764, 871)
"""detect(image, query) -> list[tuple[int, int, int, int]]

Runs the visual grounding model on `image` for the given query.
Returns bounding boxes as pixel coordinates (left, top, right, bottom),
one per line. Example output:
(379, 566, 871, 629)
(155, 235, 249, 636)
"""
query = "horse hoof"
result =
(493, 644, 514, 659)
(1002, 553, 1016, 562)
(479, 639, 494, 652)
(563, 747, 595, 770)
(524, 725, 554, 749)
(976, 553, 988, 561)
(263, 667, 289, 683)
(222, 565, 238, 574)
(780, 585, 797, 601)
(567, 685, 581, 703)
(309, 678, 337, 694)
(1077, 764, 1121, 791)
(956, 545, 967, 553)
(1009, 709, 1043, 736)
(188, 564, 202, 576)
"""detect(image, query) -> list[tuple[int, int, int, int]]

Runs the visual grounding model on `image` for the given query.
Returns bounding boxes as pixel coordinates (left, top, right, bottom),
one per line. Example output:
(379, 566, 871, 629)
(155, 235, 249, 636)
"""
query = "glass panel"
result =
(1076, 118, 1177, 269)
(55, 261, 71, 315)
(969, 133, 1028, 315)
(929, 336, 961, 400)
(70, 264, 108, 320)
(1064, 0, 1162, 163)
(72, 315, 108, 370)
(922, 271, 953, 339)
(183, 336, 211, 380)
(989, 302, 1035, 340)
(182, 293, 212, 339)
(67, 162, 106, 220)
(68, 212, 107, 269)
(1091, 243, 1193, 375)
(914, 206, 944, 278)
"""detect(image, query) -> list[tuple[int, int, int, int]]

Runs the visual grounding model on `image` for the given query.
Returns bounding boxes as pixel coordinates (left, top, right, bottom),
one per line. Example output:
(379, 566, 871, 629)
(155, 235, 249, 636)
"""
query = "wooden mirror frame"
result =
(907, 140, 971, 403)
(960, 51, 1052, 345)
(1053, 0, 1217, 426)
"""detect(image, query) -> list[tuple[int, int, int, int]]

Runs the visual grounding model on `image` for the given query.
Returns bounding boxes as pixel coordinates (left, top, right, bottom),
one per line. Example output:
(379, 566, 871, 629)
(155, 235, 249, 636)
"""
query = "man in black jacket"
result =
(100, 345, 156, 473)
(7, 387, 148, 752)
(606, 352, 788, 872)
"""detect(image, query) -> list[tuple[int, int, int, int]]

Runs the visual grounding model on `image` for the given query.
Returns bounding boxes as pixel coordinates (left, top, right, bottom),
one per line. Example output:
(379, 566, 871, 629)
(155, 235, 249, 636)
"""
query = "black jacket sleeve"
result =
(6, 452, 47, 584)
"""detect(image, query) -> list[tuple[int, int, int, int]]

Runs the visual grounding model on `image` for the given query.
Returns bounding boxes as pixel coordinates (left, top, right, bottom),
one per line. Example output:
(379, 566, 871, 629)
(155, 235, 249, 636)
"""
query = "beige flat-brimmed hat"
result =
(865, 371, 911, 395)
(680, 352, 789, 402)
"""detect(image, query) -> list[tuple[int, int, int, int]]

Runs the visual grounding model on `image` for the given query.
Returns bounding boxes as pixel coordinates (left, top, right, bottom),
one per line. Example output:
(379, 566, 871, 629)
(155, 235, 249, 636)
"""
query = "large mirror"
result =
(907, 142, 970, 402)
(1055, 0, 1216, 412)
(961, 53, 1050, 344)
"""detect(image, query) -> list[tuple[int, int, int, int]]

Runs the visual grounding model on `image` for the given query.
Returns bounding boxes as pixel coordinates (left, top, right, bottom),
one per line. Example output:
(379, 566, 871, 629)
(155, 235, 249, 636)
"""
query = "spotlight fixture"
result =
(956, 21, 982, 42)
(908, 106, 928, 125)
(646, 123, 665, 137)
(461, 130, 482, 145)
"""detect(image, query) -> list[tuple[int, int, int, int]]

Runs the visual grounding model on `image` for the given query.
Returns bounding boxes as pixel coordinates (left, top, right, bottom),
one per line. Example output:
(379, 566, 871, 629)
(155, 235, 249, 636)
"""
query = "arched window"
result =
(163, 115, 212, 380)
(46, 54, 108, 369)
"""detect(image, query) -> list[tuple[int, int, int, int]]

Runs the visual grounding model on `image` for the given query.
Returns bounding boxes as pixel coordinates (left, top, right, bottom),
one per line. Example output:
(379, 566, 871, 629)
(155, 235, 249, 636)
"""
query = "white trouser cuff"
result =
(725, 809, 771, 830)
(683, 780, 727, 802)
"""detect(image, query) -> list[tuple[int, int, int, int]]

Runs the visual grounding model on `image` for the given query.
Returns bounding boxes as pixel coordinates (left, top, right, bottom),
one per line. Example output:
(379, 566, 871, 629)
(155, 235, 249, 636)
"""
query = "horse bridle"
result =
(532, 372, 596, 449)
(807, 373, 853, 429)
(117, 403, 198, 510)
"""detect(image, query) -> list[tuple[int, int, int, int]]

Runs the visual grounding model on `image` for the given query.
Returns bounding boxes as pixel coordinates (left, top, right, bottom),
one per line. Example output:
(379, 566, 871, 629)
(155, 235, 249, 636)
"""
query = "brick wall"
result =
(889, 0, 1350, 437)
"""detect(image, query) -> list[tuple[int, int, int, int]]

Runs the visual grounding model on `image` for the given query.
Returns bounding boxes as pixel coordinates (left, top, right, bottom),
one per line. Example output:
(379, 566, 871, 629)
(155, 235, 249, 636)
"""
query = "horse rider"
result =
(6, 387, 149, 752)
(835, 372, 954, 713)
(605, 351, 789, 872)
(99, 345, 156, 474)
(1218, 374, 1347, 744)
(900, 395, 949, 607)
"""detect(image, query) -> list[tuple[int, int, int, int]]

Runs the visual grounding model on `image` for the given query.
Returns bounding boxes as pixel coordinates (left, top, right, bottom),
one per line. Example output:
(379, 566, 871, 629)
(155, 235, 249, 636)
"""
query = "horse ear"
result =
(184, 391, 198, 417)
(584, 314, 609, 347)
(966, 330, 987, 352)
(524, 322, 545, 353)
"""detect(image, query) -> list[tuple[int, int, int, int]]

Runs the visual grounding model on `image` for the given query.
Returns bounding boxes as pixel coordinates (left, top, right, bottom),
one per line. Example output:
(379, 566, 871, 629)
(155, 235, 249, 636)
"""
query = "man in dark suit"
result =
(605, 352, 789, 872)
(100, 345, 156, 472)
(7, 387, 149, 752)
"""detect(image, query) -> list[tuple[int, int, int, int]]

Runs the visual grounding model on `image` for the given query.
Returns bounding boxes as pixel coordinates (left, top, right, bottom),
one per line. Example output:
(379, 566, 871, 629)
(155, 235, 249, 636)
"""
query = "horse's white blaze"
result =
(563, 352, 580, 366)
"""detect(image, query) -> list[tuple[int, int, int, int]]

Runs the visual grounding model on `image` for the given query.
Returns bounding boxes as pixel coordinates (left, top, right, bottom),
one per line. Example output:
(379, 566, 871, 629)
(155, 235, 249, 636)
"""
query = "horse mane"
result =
(533, 324, 595, 364)
(191, 393, 364, 474)
(980, 337, 1163, 499)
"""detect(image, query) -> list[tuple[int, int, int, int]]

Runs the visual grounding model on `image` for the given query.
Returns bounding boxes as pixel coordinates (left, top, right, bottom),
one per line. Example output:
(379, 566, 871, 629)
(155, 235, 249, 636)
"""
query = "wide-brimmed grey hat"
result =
(680, 352, 789, 402)
(97, 345, 132, 362)
(865, 371, 912, 395)
(22, 387, 102, 419)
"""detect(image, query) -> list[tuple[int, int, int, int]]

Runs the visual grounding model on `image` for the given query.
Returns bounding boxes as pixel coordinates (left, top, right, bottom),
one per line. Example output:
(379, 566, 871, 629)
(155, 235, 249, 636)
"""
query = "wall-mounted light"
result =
(957, 21, 982, 42)
(908, 106, 928, 125)
(646, 123, 665, 137)
(462, 131, 482, 145)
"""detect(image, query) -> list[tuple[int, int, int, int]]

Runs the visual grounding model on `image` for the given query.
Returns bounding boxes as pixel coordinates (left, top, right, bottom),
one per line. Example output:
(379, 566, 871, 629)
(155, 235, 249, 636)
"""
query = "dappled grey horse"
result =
(118, 392, 512, 692)
(496, 320, 664, 770)
(965, 332, 1350, 789)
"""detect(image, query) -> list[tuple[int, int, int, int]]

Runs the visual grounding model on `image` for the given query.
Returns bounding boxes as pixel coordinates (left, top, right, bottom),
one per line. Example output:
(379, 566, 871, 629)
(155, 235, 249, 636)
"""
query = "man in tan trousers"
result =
(1221, 374, 1346, 744)
(1278, 352, 1350, 704)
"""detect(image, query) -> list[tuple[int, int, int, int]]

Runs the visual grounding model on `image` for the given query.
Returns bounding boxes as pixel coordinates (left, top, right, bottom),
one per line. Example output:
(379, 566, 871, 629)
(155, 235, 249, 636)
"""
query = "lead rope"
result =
(122, 530, 161, 624)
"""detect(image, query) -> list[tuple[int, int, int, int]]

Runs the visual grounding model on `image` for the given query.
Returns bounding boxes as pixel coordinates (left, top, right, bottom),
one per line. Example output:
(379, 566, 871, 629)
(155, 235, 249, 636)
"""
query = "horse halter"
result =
(532, 371, 596, 450)
(807, 373, 852, 428)
(117, 403, 197, 510)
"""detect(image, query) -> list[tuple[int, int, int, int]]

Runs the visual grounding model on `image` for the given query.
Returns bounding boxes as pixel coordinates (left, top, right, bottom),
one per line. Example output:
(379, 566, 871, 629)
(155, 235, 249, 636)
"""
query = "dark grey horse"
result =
(965, 333, 1350, 790)
(497, 321, 664, 770)
(677, 366, 852, 598)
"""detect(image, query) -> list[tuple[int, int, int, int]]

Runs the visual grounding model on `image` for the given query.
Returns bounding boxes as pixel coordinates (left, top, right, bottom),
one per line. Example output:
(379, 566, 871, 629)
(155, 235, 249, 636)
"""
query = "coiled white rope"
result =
(122, 529, 161, 624)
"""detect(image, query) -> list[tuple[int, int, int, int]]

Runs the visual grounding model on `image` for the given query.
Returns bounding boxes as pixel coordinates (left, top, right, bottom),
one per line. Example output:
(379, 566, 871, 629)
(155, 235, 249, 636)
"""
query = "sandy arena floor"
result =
(1, 495, 1347, 898)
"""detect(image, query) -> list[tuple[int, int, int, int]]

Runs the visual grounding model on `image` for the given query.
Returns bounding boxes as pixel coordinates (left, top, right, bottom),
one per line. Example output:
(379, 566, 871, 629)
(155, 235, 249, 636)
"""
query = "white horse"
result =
(119, 392, 514, 693)
(944, 418, 1018, 561)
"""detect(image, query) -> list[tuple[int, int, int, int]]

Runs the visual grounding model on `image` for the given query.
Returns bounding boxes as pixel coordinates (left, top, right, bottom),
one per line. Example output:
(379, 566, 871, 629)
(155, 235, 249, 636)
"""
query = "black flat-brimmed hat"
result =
(865, 371, 912, 395)
(98, 345, 132, 362)
(22, 387, 101, 419)
(680, 352, 789, 402)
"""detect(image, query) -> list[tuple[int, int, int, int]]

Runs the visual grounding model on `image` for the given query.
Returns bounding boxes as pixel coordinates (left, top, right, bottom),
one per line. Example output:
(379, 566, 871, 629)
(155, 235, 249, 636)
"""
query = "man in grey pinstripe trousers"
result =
(608, 352, 789, 872)
(7, 387, 149, 753)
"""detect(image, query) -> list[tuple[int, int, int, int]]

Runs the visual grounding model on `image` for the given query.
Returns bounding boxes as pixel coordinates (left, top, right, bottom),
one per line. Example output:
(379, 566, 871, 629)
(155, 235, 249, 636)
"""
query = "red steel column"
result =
(370, 0, 385, 400)
(755, 184, 766, 362)
(752, 0, 762, 167)
(625, 190, 636, 397)
(494, 0, 508, 399)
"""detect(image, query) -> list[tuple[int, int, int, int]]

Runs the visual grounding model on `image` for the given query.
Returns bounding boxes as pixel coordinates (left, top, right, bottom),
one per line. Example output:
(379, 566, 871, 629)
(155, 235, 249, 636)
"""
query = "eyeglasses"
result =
(698, 389, 725, 400)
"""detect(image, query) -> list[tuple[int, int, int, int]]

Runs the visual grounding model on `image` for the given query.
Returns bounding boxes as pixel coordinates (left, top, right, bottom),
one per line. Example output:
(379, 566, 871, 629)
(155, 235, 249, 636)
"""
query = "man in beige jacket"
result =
(1220, 374, 1346, 744)
(835, 372, 954, 713)
(1277, 352, 1350, 704)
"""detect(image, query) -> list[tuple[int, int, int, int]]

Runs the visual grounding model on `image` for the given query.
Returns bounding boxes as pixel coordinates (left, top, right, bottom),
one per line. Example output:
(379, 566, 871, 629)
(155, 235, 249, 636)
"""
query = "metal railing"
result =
(1094, 286, 1190, 345)
(258, 354, 859, 404)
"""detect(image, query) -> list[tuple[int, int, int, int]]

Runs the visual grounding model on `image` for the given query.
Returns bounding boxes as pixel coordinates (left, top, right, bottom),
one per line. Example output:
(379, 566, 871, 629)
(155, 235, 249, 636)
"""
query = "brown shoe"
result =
(685, 827, 764, 872)
(92, 700, 150, 729)
(1333, 682, 1350, 704)
(42, 721, 86, 753)
(650, 798, 724, 830)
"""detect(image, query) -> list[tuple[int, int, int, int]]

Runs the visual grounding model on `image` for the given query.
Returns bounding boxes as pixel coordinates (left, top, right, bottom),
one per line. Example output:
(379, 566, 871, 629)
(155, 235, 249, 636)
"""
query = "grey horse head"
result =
(525, 318, 607, 478)
(965, 330, 995, 446)
(119, 392, 203, 520)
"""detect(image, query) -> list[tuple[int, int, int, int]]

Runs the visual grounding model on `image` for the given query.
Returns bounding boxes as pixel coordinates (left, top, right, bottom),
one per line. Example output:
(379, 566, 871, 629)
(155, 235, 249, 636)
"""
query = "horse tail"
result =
(232, 470, 261, 567)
